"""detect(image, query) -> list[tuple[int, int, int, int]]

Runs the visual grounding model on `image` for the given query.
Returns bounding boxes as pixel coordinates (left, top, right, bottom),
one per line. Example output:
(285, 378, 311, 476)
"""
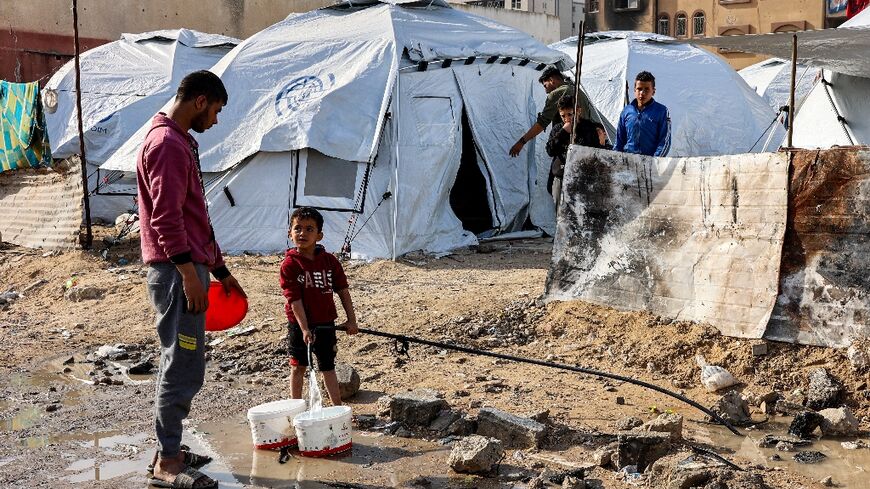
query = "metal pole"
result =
(571, 21, 586, 143)
(787, 33, 797, 149)
(72, 0, 92, 249)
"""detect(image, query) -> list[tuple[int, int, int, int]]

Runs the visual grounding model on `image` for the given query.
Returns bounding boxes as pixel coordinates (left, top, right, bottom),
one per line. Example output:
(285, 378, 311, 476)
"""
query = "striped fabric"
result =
(1, 80, 52, 173)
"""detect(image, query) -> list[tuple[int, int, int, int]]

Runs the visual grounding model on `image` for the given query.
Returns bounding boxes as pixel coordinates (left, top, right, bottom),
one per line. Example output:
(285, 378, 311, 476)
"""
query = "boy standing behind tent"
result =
(615, 71, 671, 157)
(280, 207, 358, 406)
(509, 66, 592, 157)
(139, 70, 245, 489)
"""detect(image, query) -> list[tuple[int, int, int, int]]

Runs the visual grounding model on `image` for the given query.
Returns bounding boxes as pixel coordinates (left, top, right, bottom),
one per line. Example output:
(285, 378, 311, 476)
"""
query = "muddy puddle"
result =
(687, 418, 870, 487)
(190, 417, 507, 488)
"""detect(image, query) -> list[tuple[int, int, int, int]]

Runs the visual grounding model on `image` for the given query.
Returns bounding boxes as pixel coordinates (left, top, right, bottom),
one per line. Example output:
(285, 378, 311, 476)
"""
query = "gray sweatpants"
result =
(146, 262, 210, 457)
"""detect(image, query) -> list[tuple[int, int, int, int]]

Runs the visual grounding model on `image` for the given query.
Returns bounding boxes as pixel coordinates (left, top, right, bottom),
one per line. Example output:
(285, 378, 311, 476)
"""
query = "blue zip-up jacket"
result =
(615, 98, 671, 157)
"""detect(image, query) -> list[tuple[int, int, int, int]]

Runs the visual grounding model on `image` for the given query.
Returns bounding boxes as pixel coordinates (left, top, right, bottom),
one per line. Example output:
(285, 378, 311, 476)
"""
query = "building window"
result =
(588, 0, 600, 13)
(614, 0, 640, 11)
(693, 11, 706, 37)
(511, 0, 521, 9)
(657, 14, 670, 35)
(675, 12, 688, 37)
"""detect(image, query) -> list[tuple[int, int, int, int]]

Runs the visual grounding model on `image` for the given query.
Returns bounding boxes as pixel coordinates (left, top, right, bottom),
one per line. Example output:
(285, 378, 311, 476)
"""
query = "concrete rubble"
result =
(805, 368, 844, 410)
(64, 285, 105, 302)
(447, 435, 502, 474)
(615, 431, 671, 471)
(708, 391, 752, 425)
(334, 363, 360, 399)
(788, 411, 825, 439)
(476, 407, 546, 449)
(639, 413, 683, 441)
(389, 389, 448, 427)
(818, 407, 860, 436)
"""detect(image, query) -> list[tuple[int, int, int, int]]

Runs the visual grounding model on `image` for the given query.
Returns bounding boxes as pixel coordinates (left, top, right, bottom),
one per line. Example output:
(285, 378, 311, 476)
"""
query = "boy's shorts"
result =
(287, 322, 337, 372)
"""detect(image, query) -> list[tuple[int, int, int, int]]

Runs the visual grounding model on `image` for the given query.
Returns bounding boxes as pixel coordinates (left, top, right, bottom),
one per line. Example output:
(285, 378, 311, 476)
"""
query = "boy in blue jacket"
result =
(615, 71, 671, 157)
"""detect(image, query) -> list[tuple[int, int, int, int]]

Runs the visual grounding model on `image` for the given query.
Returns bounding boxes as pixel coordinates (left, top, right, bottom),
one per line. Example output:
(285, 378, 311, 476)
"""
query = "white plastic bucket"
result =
(292, 406, 353, 457)
(247, 399, 307, 450)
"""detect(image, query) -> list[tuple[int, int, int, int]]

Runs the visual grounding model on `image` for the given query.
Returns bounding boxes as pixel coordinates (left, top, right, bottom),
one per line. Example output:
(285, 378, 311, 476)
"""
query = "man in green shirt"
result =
(508, 66, 592, 157)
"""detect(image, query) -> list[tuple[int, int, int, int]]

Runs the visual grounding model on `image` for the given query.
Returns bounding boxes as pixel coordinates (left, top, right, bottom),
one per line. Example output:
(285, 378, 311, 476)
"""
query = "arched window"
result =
(675, 12, 688, 37)
(657, 14, 670, 36)
(693, 11, 706, 37)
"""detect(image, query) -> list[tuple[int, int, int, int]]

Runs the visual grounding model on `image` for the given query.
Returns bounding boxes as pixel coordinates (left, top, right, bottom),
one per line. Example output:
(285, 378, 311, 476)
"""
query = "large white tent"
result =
(43, 29, 238, 220)
(550, 32, 784, 156)
(102, 0, 571, 258)
(738, 58, 819, 116)
(791, 9, 870, 148)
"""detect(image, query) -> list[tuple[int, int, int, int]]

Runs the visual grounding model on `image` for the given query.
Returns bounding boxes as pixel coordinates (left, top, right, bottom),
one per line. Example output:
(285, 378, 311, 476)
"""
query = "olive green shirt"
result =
(536, 83, 593, 129)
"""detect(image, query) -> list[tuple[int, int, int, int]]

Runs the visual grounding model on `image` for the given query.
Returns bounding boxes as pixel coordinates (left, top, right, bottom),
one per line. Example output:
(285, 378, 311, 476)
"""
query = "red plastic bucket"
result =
(205, 280, 248, 331)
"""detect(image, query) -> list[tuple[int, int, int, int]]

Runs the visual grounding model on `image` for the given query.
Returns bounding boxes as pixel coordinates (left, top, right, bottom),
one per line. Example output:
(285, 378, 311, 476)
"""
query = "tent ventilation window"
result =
(293, 149, 366, 213)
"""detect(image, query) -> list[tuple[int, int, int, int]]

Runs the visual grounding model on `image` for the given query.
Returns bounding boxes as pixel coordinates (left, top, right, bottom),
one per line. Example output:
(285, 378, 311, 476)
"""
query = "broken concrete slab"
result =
(757, 434, 812, 449)
(476, 407, 546, 449)
(389, 389, 447, 427)
(647, 453, 767, 489)
(615, 431, 671, 471)
(447, 435, 502, 474)
(428, 410, 460, 435)
(614, 416, 644, 431)
(793, 451, 827, 464)
(818, 407, 860, 437)
(806, 368, 844, 411)
(640, 413, 683, 442)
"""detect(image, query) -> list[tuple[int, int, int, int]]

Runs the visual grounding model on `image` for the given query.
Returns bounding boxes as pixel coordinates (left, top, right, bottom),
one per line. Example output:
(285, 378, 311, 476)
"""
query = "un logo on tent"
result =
(275, 74, 335, 118)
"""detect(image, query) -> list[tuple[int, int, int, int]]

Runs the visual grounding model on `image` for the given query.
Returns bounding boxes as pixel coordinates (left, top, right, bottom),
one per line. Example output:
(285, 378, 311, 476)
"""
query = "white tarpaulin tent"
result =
(791, 10, 870, 148)
(550, 32, 784, 156)
(102, 0, 571, 258)
(43, 29, 238, 220)
(738, 58, 818, 115)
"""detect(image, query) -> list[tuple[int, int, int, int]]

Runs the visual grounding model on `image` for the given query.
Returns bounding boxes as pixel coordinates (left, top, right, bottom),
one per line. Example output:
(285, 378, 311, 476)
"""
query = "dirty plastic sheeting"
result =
(766, 149, 870, 348)
(545, 146, 788, 340)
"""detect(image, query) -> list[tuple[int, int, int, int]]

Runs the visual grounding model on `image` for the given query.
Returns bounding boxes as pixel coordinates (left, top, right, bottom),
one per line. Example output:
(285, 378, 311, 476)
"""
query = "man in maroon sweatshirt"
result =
(138, 70, 244, 489)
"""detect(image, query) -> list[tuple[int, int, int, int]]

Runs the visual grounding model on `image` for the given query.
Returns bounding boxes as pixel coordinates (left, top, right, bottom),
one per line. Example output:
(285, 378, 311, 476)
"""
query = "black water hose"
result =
(319, 325, 742, 436)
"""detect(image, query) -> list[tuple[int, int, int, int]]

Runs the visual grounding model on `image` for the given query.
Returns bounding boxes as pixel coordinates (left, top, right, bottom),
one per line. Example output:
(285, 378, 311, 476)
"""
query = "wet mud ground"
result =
(1, 232, 869, 487)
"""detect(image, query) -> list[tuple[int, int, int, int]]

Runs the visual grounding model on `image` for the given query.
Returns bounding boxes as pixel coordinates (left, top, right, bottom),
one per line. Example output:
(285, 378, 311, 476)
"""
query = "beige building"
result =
(584, 0, 841, 69)
(458, 0, 586, 39)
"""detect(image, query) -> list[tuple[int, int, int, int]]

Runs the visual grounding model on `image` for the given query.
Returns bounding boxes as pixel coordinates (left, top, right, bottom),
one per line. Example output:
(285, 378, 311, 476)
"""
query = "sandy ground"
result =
(1, 226, 868, 488)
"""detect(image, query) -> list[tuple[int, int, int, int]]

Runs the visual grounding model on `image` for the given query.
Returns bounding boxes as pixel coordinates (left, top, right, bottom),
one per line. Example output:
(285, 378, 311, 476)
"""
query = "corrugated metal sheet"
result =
(766, 148, 870, 347)
(0, 157, 82, 250)
(546, 147, 789, 339)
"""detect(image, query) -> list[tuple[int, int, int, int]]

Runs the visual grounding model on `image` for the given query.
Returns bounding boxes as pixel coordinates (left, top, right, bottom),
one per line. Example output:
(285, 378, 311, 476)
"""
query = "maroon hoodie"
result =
(279, 245, 349, 326)
(137, 113, 226, 275)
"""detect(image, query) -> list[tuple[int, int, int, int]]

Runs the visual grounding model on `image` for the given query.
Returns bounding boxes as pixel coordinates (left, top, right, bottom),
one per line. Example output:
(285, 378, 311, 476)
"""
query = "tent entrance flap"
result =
(450, 109, 496, 235)
(293, 148, 367, 213)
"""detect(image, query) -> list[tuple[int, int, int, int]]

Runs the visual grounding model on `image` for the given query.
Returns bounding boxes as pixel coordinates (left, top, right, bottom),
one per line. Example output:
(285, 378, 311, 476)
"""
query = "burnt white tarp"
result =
(546, 147, 789, 339)
(766, 148, 870, 348)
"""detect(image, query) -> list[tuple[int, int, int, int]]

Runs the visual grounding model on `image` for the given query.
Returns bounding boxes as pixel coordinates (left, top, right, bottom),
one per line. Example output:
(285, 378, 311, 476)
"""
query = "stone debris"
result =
(757, 434, 812, 449)
(788, 411, 825, 439)
(841, 440, 869, 450)
(441, 299, 545, 347)
(847, 341, 869, 371)
(775, 441, 795, 452)
(476, 407, 546, 449)
(0, 291, 20, 307)
(614, 416, 644, 431)
(22, 279, 48, 294)
(127, 360, 154, 375)
(334, 363, 360, 399)
(640, 413, 683, 442)
(647, 453, 765, 489)
(818, 407, 860, 437)
(447, 435, 502, 474)
(64, 285, 105, 302)
(708, 391, 751, 425)
(793, 451, 826, 464)
(615, 431, 671, 471)
(805, 368, 844, 411)
(561, 475, 585, 489)
(389, 389, 448, 427)
(428, 410, 460, 435)
(95, 344, 127, 360)
(591, 443, 618, 468)
(821, 475, 835, 487)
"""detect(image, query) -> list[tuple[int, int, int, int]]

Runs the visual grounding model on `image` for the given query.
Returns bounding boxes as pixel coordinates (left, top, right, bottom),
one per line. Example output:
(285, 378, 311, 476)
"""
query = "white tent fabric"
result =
(103, 4, 570, 174)
(738, 58, 819, 115)
(43, 29, 237, 219)
(551, 32, 783, 157)
(791, 10, 870, 149)
(102, 1, 570, 258)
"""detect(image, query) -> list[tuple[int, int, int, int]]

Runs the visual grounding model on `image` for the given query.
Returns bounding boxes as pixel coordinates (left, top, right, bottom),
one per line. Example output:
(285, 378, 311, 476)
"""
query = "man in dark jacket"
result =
(615, 71, 671, 157)
(509, 65, 592, 157)
(545, 93, 602, 206)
